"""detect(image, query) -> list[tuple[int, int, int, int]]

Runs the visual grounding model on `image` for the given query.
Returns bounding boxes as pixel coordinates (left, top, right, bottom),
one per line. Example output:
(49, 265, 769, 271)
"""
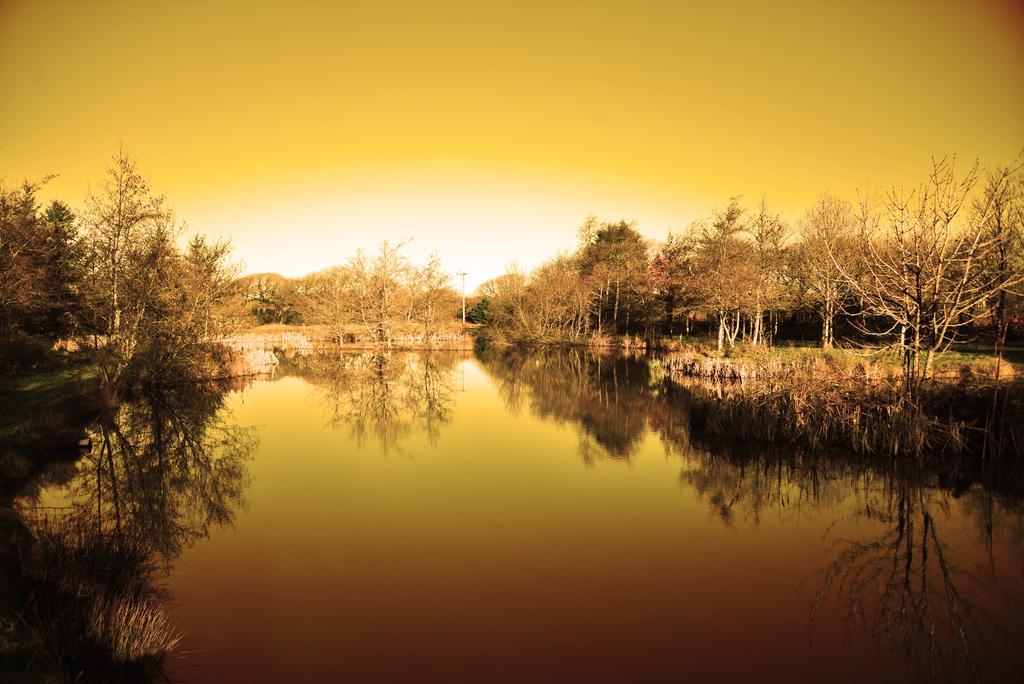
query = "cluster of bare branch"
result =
(302, 242, 460, 346)
(834, 157, 1024, 396)
(2, 149, 241, 387)
(473, 155, 1023, 392)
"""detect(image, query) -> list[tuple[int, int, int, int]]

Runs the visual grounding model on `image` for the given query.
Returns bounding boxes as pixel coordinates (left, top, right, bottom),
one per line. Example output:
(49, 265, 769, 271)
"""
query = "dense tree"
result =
(650, 232, 697, 336)
(39, 200, 85, 338)
(465, 296, 493, 324)
(977, 164, 1024, 342)
(577, 219, 649, 336)
(79, 150, 239, 386)
(246, 274, 303, 325)
(689, 199, 758, 351)
(0, 181, 47, 343)
(0, 182, 85, 355)
(796, 193, 857, 348)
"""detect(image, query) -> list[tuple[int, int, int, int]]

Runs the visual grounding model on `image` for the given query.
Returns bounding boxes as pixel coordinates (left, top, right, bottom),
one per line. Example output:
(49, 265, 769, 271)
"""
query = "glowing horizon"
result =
(2, 0, 1023, 292)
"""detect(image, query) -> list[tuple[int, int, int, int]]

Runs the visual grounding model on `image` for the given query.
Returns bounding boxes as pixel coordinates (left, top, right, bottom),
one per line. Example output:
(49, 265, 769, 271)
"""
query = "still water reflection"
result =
(5, 350, 1024, 682)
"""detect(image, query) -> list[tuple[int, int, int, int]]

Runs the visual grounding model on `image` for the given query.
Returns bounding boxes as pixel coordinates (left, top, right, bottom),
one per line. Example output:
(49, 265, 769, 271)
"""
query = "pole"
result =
(457, 272, 467, 326)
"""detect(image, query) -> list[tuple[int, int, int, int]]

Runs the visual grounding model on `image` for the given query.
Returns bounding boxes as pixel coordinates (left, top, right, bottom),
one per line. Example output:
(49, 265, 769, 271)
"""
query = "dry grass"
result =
(662, 347, 900, 383)
(686, 369, 1024, 462)
(657, 342, 1024, 462)
(585, 334, 650, 351)
(661, 345, 1019, 384)
(16, 520, 181, 672)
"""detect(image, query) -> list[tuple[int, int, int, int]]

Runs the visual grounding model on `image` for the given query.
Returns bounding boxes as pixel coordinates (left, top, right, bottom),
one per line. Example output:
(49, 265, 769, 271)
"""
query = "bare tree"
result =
(408, 252, 457, 342)
(349, 241, 414, 346)
(79, 149, 239, 386)
(839, 157, 1024, 398)
(83, 149, 168, 341)
(797, 193, 856, 349)
(307, 241, 454, 347)
(977, 164, 1024, 342)
(527, 254, 593, 341)
(690, 199, 757, 351)
(748, 198, 790, 346)
(305, 265, 357, 344)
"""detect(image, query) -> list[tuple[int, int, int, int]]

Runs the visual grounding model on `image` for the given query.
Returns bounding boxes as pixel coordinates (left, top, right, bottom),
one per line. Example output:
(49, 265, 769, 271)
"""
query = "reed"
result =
(662, 348, 905, 383)
(16, 519, 181, 673)
(662, 345, 1017, 384)
(689, 373, 1024, 463)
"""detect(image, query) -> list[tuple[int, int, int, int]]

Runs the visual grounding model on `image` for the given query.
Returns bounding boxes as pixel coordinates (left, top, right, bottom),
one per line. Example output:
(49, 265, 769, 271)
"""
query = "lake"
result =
(11, 349, 1024, 682)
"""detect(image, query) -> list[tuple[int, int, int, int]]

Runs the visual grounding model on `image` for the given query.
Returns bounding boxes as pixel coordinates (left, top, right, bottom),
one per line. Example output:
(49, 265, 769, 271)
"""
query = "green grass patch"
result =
(0, 364, 100, 452)
(666, 338, 1023, 375)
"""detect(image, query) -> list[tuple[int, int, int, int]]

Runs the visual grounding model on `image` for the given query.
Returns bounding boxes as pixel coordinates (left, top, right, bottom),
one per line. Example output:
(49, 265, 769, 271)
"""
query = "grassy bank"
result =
(0, 514, 179, 681)
(482, 329, 1023, 377)
(659, 346, 1024, 463)
(696, 377, 1021, 460)
(0, 363, 101, 446)
(660, 341, 1020, 382)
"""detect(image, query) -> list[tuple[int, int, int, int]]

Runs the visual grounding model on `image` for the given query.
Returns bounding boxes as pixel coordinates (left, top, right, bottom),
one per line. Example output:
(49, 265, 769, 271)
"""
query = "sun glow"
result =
(2, 0, 1023, 290)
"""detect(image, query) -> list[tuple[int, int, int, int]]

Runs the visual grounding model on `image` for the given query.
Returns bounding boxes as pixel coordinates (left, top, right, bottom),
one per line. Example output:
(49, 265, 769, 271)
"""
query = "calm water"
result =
(13, 350, 1024, 682)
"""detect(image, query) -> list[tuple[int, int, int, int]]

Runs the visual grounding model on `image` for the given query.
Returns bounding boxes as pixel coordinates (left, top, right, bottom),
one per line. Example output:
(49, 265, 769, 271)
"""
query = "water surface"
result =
(16, 350, 1024, 682)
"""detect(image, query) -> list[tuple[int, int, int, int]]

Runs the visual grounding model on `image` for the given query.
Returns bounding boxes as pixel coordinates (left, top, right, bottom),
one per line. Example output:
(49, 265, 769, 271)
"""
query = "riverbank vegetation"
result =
(6, 151, 1021, 372)
(1, 149, 240, 392)
(687, 366, 1024, 463)
(660, 342, 1024, 463)
(473, 158, 1023, 371)
(1, 380, 254, 680)
(469, 156, 1024, 461)
(2, 152, 471, 392)
(3, 150, 1023, 466)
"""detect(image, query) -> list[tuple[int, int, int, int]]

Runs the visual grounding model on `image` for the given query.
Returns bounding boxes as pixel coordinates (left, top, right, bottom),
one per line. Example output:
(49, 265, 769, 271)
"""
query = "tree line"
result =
(476, 156, 1023, 392)
(1, 149, 237, 386)
(237, 243, 463, 346)
(0, 148, 464, 386)
(3, 150, 1022, 392)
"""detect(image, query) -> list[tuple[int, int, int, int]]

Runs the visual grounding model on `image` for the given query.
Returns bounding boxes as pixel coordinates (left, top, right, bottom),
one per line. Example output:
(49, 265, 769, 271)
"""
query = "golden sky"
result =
(2, 0, 1023, 290)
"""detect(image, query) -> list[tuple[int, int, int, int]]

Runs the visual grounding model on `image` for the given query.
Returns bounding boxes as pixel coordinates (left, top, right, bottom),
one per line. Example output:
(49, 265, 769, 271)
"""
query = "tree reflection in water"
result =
(812, 478, 1024, 683)
(674, 440, 1024, 680)
(480, 347, 1024, 680)
(2, 349, 1020, 681)
(2, 380, 255, 682)
(284, 351, 459, 452)
(479, 347, 656, 464)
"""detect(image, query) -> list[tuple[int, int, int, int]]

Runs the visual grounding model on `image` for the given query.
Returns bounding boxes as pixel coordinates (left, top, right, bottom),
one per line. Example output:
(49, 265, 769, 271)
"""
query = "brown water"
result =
(15, 350, 1024, 682)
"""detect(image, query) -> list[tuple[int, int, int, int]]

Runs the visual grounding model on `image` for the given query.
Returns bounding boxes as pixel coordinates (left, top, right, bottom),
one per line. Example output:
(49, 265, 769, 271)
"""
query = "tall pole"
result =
(458, 272, 467, 326)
